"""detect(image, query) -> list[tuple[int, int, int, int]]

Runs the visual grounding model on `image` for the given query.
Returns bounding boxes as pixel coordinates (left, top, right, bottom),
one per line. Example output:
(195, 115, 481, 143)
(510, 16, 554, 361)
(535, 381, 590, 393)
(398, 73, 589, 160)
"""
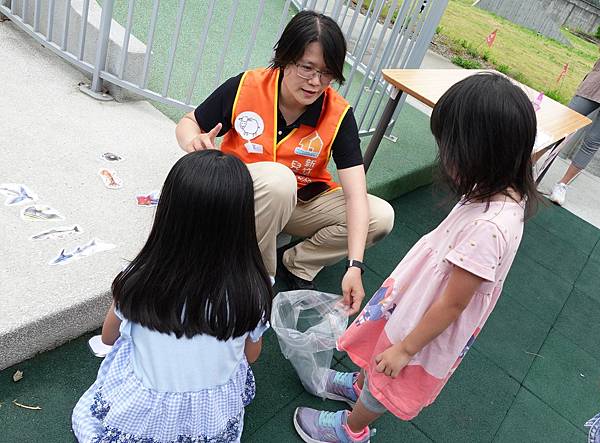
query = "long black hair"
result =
(271, 10, 347, 84)
(112, 150, 272, 340)
(430, 72, 540, 217)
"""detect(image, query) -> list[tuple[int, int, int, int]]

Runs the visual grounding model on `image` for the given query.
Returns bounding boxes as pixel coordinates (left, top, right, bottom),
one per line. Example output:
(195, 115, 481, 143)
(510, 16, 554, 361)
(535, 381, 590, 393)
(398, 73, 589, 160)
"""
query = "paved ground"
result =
(539, 158, 600, 230)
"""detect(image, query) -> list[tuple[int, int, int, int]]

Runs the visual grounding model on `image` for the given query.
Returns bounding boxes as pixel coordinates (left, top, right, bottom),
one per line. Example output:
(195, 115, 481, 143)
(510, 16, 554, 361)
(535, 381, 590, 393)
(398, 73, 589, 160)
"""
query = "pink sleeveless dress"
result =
(338, 199, 525, 419)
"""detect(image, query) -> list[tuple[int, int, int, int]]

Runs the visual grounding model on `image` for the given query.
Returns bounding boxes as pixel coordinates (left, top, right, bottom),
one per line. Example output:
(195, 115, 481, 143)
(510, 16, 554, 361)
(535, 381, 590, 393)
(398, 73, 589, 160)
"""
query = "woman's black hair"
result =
(271, 10, 347, 84)
(430, 72, 540, 217)
(112, 150, 272, 340)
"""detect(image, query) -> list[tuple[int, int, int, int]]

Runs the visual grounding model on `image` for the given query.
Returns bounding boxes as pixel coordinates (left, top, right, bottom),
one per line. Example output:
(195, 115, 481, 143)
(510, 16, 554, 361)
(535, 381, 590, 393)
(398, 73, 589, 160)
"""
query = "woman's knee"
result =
(249, 162, 297, 204)
(366, 196, 395, 245)
(573, 123, 600, 169)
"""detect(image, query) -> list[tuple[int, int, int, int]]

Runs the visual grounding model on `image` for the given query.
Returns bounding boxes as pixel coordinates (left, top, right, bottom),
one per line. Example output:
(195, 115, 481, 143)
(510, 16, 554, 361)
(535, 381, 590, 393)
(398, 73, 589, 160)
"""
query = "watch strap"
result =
(346, 259, 365, 274)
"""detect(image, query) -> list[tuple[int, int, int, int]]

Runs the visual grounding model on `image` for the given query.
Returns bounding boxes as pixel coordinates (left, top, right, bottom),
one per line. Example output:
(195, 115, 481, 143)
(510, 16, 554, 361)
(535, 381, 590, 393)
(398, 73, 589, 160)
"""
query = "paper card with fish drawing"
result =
(30, 225, 83, 241)
(136, 190, 160, 207)
(0, 183, 38, 206)
(101, 152, 124, 162)
(20, 205, 64, 222)
(49, 238, 116, 265)
(98, 168, 123, 189)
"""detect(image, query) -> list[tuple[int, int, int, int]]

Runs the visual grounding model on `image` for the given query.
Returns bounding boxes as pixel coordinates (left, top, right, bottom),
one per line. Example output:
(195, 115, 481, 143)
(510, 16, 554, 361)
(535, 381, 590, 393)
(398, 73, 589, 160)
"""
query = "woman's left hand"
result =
(374, 343, 413, 378)
(341, 267, 365, 315)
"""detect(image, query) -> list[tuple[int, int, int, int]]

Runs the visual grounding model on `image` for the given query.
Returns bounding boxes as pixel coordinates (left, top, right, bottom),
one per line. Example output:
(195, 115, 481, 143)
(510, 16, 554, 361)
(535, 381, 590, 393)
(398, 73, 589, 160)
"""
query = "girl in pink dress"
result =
(293, 72, 540, 443)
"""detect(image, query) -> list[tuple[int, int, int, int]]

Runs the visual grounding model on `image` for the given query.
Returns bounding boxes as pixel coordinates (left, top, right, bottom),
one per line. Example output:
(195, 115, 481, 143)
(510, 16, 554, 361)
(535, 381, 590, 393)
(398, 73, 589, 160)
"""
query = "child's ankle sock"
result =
(342, 422, 369, 440)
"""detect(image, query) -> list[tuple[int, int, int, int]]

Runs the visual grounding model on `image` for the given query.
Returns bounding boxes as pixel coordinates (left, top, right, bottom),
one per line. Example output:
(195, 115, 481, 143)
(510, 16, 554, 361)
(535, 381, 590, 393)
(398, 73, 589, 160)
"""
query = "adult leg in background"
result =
(282, 188, 394, 282)
(559, 95, 600, 184)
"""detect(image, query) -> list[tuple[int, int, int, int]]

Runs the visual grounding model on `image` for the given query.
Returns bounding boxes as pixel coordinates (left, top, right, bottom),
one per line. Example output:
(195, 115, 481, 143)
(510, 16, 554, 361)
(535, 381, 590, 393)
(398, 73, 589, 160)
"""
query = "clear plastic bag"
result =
(271, 290, 348, 397)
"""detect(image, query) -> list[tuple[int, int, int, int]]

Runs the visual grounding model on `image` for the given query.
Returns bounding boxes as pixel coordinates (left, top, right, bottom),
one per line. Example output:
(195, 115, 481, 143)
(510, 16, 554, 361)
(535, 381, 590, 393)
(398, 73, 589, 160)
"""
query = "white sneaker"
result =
(549, 182, 568, 205)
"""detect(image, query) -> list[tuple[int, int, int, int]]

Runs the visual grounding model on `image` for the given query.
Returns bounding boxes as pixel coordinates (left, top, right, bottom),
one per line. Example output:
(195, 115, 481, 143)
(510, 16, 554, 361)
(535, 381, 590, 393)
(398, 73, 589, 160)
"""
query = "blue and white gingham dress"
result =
(72, 320, 256, 443)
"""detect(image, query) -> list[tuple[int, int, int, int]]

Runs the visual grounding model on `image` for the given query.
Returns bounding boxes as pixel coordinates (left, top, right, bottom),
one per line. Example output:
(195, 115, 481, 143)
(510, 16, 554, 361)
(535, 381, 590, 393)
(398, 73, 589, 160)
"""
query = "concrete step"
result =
(0, 22, 181, 369)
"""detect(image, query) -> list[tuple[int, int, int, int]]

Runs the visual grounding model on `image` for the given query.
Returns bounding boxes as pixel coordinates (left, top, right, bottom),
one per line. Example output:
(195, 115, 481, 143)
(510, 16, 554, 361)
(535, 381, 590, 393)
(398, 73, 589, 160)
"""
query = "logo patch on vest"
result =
(234, 111, 264, 141)
(294, 132, 323, 158)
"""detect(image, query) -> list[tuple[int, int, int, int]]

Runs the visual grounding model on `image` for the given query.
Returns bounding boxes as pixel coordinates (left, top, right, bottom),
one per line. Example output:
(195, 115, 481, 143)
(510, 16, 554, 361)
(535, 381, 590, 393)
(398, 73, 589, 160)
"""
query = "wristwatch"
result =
(346, 259, 365, 274)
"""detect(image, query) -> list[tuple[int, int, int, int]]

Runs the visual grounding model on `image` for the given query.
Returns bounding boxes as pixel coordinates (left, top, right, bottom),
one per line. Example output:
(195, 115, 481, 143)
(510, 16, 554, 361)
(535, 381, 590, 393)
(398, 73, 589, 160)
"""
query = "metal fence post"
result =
(90, 0, 114, 94)
(384, 0, 449, 139)
(331, 0, 343, 21)
(4, 0, 447, 117)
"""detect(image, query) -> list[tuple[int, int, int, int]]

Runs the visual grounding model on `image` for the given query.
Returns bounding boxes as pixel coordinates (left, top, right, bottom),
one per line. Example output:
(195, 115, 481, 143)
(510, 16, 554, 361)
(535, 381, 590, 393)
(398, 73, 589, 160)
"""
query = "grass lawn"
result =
(104, 0, 597, 108)
(435, 0, 599, 103)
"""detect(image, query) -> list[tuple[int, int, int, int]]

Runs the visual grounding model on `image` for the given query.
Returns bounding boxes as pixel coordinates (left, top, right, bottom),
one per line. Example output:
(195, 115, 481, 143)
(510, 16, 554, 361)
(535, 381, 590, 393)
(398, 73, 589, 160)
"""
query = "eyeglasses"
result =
(294, 62, 335, 85)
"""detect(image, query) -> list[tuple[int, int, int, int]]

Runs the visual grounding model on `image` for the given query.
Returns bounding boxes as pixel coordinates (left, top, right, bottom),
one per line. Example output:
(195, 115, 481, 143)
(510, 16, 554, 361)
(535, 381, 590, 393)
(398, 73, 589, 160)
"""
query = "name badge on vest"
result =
(234, 111, 265, 154)
(244, 142, 264, 154)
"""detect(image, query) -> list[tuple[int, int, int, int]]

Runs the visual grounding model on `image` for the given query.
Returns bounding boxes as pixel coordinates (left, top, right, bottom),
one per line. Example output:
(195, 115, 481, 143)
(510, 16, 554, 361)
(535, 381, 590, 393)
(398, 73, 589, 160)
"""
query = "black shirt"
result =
(193, 72, 363, 170)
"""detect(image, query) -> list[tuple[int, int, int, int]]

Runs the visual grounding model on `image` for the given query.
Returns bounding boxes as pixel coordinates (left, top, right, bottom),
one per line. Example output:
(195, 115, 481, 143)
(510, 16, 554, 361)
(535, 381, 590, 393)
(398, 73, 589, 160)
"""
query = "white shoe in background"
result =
(549, 182, 568, 206)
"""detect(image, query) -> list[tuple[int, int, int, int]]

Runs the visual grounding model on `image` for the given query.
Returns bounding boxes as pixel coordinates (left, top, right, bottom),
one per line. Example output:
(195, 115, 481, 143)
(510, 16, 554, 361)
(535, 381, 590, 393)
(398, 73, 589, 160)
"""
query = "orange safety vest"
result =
(221, 68, 350, 189)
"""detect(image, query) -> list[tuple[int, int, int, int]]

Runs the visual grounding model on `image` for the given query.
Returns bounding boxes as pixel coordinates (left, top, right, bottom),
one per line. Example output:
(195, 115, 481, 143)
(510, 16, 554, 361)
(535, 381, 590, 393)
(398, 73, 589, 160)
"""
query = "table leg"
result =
(535, 138, 565, 185)
(363, 89, 404, 172)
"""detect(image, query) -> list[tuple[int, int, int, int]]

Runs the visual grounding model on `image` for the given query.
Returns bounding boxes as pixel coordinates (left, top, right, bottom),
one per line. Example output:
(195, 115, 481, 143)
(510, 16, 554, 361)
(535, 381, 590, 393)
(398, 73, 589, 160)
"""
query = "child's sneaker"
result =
(293, 408, 371, 443)
(585, 412, 600, 443)
(549, 182, 568, 206)
(322, 370, 360, 406)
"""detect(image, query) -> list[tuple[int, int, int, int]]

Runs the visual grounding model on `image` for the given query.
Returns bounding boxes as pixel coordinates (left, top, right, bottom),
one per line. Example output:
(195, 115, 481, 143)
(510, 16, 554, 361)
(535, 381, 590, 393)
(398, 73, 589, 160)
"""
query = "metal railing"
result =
(0, 0, 448, 136)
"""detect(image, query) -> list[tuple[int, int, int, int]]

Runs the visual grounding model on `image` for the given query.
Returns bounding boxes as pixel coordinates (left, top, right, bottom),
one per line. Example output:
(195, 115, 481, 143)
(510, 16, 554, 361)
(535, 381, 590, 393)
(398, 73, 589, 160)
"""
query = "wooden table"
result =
(363, 69, 592, 181)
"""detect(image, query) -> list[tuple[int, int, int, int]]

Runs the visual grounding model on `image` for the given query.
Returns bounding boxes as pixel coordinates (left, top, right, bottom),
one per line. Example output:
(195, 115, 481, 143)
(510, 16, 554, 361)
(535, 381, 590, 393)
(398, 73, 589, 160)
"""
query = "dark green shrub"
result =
(451, 56, 482, 69)
(496, 63, 510, 74)
(512, 71, 528, 84)
(545, 89, 568, 104)
(466, 45, 479, 58)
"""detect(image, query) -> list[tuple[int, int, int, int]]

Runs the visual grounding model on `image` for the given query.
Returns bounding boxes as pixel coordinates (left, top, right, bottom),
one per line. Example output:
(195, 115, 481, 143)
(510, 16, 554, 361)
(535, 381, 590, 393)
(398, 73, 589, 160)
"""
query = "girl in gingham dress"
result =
(72, 150, 272, 443)
(293, 73, 541, 442)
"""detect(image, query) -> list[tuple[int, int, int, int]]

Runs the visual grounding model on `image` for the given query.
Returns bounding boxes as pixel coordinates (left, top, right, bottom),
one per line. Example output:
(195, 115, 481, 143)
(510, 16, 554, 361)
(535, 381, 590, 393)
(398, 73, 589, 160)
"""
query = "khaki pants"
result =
(248, 162, 395, 281)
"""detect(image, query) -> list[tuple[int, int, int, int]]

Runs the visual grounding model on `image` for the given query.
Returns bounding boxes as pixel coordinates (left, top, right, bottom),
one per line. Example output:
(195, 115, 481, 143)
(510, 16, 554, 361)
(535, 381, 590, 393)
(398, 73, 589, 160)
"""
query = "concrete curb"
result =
(0, 21, 181, 370)
(0, 291, 112, 369)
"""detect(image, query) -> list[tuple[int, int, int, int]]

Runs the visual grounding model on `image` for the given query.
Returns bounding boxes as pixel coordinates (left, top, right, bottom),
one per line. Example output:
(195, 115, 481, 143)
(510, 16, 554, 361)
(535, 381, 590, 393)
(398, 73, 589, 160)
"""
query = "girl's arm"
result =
(337, 165, 369, 315)
(244, 337, 263, 364)
(375, 265, 485, 377)
(101, 301, 122, 345)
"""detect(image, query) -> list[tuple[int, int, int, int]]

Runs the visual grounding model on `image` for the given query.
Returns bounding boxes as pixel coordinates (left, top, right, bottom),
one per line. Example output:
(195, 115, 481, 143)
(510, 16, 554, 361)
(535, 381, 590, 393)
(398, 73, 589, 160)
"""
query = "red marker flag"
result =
(556, 63, 569, 83)
(486, 29, 498, 48)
